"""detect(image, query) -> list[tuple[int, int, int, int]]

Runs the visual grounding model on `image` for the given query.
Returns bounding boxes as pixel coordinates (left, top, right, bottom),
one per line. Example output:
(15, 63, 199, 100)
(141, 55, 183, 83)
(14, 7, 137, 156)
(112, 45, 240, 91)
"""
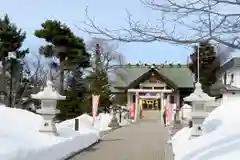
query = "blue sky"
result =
(0, 0, 192, 64)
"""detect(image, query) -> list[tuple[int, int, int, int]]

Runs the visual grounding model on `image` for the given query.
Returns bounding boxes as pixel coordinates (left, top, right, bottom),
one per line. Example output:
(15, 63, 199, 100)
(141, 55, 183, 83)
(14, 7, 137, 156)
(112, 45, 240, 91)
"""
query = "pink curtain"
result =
(92, 95, 100, 124)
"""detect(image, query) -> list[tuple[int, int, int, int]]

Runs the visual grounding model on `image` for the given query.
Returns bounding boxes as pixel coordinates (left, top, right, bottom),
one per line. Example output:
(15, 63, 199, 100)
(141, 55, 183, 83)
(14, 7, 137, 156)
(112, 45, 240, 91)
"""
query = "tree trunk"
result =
(1, 57, 7, 105)
(59, 57, 65, 94)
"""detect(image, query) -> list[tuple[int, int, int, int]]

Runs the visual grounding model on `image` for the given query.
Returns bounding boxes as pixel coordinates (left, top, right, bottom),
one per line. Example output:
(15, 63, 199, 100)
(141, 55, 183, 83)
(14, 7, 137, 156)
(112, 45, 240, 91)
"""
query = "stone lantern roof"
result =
(31, 81, 66, 100)
(184, 82, 214, 102)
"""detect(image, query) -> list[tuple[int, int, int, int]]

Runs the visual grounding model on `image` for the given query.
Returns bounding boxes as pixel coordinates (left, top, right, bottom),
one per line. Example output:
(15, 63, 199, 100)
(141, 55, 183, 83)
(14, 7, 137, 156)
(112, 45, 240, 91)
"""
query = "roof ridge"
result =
(113, 64, 189, 68)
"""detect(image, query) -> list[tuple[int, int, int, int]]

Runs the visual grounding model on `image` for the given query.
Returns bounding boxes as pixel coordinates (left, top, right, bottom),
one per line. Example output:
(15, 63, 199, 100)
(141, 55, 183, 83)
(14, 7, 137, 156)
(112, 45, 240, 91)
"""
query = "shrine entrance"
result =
(141, 99, 160, 110)
(125, 68, 181, 122)
(127, 89, 172, 121)
(140, 94, 161, 110)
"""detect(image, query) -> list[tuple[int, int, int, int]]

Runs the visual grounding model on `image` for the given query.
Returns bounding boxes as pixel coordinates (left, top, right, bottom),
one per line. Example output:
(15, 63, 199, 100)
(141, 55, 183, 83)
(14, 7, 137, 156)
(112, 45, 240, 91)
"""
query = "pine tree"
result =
(57, 67, 91, 121)
(35, 20, 90, 120)
(189, 41, 220, 94)
(88, 70, 111, 113)
(0, 14, 29, 105)
(69, 68, 85, 95)
(35, 20, 90, 93)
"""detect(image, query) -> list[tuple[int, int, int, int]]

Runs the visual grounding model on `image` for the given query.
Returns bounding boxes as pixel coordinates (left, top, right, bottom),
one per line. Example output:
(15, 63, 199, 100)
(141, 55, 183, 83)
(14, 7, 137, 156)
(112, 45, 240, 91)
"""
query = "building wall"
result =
(221, 68, 240, 87)
(113, 88, 127, 105)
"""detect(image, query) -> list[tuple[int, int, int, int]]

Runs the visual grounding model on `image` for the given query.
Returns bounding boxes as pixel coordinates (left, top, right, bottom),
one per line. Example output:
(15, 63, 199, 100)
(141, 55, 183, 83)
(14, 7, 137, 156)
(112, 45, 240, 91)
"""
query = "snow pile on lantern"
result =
(31, 81, 65, 100)
(172, 83, 240, 160)
(0, 80, 118, 160)
(179, 104, 192, 121)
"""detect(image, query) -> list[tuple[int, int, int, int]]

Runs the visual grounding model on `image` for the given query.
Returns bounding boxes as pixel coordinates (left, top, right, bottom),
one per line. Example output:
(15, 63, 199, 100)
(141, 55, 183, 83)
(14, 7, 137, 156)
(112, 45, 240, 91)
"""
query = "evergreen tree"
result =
(189, 41, 220, 94)
(69, 68, 85, 95)
(0, 14, 29, 105)
(35, 20, 90, 93)
(88, 44, 111, 113)
(88, 70, 111, 113)
(35, 20, 90, 120)
(57, 68, 89, 121)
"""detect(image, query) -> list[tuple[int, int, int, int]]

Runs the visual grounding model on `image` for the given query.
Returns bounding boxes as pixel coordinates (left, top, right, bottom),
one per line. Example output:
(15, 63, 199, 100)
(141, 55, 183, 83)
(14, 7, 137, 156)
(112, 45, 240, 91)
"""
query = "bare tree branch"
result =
(86, 37, 126, 74)
(80, 1, 240, 49)
(215, 43, 235, 65)
(3, 53, 47, 107)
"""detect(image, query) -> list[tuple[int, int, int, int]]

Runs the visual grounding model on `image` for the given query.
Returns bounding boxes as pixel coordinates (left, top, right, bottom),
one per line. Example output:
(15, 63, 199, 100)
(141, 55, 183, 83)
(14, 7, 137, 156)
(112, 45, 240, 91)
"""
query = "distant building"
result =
(111, 63, 194, 120)
(211, 57, 240, 97)
(218, 57, 240, 87)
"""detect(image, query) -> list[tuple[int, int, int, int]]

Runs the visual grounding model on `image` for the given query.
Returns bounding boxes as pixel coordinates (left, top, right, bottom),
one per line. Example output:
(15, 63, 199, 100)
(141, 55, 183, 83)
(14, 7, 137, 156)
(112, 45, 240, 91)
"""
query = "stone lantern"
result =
(108, 94, 120, 129)
(184, 82, 214, 138)
(31, 80, 66, 136)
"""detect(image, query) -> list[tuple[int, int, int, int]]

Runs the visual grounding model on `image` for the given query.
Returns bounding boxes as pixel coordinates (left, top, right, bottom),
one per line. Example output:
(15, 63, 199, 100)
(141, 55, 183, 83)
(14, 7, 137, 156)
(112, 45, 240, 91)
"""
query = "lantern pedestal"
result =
(190, 111, 209, 138)
(37, 108, 60, 136)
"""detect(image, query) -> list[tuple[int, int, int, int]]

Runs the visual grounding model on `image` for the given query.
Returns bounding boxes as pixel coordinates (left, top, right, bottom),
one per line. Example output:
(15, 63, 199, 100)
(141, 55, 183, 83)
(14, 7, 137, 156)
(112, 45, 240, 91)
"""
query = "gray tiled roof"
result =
(112, 64, 194, 89)
(210, 80, 240, 96)
(219, 57, 240, 74)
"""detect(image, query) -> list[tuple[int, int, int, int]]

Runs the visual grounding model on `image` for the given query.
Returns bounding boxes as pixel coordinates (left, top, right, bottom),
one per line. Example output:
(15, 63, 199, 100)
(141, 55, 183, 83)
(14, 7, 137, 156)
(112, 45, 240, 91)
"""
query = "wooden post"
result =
(127, 92, 131, 109)
(75, 119, 79, 131)
(134, 92, 139, 122)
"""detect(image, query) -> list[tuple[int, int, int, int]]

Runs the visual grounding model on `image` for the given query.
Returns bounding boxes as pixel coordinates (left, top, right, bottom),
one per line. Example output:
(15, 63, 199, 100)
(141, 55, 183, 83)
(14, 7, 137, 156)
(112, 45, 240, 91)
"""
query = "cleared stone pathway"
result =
(68, 111, 174, 160)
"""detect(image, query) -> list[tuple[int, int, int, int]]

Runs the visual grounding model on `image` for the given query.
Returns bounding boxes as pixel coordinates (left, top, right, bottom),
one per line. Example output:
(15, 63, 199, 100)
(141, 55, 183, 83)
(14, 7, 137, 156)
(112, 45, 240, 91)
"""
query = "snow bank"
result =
(58, 113, 113, 134)
(0, 105, 42, 132)
(13, 132, 99, 160)
(171, 127, 192, 154)
(94, 113, 112, 131)
(173, 99, 240, 160)
(0, 104, 116, 160)
(203, 100, 238, 133)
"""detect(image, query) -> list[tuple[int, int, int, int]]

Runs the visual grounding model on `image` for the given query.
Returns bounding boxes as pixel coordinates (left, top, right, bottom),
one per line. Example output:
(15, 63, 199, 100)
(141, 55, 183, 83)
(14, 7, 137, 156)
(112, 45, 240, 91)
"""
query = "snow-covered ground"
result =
(172, 99, 240, 160)
(0, 104, 129, 160)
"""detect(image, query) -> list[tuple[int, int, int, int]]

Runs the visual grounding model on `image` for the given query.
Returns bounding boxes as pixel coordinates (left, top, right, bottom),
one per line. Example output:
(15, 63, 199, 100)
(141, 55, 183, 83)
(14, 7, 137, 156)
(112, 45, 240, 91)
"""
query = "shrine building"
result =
(111, 63, 194, 121)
